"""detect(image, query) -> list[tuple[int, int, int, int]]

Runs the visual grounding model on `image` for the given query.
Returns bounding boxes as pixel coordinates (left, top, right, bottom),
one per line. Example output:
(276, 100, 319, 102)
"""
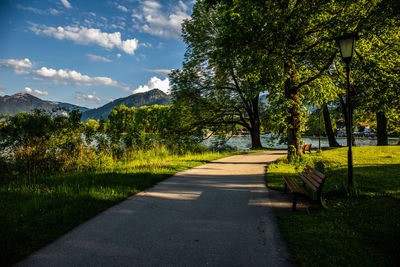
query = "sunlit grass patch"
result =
(266, 146, 400, 266)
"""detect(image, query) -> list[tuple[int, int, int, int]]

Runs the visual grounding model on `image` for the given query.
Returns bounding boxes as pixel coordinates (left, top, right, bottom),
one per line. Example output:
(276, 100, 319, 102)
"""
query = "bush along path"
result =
(266, 146, 400, 267)
(15, 151, 292, 267)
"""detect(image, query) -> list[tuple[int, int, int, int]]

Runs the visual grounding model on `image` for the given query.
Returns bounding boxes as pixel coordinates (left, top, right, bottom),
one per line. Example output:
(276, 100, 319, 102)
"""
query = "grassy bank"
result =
(0, 150, 237, 266)
(266, 146, 400, 266)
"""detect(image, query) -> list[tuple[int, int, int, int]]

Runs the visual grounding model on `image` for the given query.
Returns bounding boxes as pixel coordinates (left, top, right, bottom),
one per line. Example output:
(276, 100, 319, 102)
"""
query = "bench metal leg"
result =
(284, 183, 288, 194)
(292, 194, 297, 212)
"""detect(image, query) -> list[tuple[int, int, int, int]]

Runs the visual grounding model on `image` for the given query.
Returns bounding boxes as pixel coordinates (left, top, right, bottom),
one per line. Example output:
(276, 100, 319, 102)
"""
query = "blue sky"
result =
(0, 0, 194, 108)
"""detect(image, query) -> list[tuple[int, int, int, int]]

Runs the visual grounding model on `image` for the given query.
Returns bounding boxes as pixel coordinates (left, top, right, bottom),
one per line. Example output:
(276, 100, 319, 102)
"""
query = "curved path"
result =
(17, 151, 292, 267)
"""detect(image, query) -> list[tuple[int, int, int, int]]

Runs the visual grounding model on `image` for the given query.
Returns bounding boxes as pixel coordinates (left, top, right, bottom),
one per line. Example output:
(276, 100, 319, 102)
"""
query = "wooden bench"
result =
(283, 165, 326, 211)
(302, 144, 312, 154)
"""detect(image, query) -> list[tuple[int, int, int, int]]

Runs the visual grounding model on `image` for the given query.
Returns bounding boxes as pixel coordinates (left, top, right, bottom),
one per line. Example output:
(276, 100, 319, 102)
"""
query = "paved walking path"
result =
(17, 151, 293, 267)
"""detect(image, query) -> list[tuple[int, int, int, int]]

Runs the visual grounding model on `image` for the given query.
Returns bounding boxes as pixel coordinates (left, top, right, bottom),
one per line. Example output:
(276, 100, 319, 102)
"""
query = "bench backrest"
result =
(302, 144, 311, 153)
(300, 165, 326, 193)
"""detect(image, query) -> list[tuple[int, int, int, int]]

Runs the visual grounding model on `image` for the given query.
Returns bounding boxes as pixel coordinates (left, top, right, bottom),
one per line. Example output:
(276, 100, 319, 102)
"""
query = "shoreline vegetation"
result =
(0, 108, 243, 265)
(266, 146, 400, 266)
(0, 148, 239, 266)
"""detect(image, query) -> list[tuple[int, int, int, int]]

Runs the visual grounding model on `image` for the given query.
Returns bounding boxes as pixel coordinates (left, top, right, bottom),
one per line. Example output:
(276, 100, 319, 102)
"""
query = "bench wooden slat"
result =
(283, 176, 309, 196)
(300, 174, 319, 191)
(303, 168, 324, 184)
(306, 165, 325, 179)
(282, 165, 327, 211)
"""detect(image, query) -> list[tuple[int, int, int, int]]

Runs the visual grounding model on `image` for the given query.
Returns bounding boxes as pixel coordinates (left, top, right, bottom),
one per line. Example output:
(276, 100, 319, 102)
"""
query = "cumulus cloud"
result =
(75, 91, 101, 103)
(117, 5, 129, 12)
(33, 67, 129, 90)
(132, 0, 191, 39)
(133, 76, 170, 94)
(30, 24, 139, 55)
(0, 58, 128, 91)
(86, 54, 111, 62)
(23, 87, 48, 96)
(148, 69, 172, 75)
(0, 58, 33, 74)
(0, 58, 33, 69)
(61, 0, 72, 9)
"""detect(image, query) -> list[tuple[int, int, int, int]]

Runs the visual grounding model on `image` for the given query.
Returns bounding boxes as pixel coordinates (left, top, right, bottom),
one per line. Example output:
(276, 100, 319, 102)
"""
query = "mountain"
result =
(81, 89, 171, 121)
(0, 93, 89, 115)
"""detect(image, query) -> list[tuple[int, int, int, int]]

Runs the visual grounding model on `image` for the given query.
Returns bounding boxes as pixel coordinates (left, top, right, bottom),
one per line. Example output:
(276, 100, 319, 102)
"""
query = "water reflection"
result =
(203, 136, 399, 150)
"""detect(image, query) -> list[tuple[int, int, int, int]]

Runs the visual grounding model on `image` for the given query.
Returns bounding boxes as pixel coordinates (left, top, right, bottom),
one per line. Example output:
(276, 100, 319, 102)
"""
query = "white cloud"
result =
(132, 0, 191, 39)
(34, 67, 129, 90)
(86, 54, 111, 62)
(75, 91, 101, 103)
(23, 87, 48, 96)
(133, 76, 170, 94)
(0, 58, 33, 74)
(31, 24, 139, 55)
(17, 5, 46, 15)
(49, 8, 60, 15)
(148, 69, 172, 75)
(143, 1, 162, 9)
(61, 0, 72, 9)
(17, 5, 61, 16)
(0, 58, 128, 90)
(117, 5, 129, 12)
(140, 42, 153, 48)
(0, 58, 33, 69)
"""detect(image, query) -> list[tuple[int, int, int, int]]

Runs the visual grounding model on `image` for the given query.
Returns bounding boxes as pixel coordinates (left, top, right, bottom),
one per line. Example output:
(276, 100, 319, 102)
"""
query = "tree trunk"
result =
(249, 127, 262, 149)
(376, 111, 388, 146)
(322, 103, 340, 147)
(248, 95, 263, 149)
(285, 59, 301, 160)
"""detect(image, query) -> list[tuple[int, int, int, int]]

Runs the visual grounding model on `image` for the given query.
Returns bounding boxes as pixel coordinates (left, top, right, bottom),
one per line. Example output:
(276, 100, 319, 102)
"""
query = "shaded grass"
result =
(266, 146, 400, 266)
(0, 150, 237, 266)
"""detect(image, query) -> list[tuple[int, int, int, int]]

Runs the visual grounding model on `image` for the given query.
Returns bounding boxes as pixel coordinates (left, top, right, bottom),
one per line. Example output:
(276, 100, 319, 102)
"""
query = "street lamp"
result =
(337, 34, 357, 187)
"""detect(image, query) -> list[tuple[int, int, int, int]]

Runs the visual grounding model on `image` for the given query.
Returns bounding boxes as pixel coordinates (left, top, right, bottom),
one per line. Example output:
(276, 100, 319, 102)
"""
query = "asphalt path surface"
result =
(17, 151, 293, 267)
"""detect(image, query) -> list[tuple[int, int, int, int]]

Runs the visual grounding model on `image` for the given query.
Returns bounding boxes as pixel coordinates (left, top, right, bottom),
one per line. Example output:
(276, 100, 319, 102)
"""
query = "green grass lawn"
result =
(0, 150, 237, 266)
(266, 146, 400, 266)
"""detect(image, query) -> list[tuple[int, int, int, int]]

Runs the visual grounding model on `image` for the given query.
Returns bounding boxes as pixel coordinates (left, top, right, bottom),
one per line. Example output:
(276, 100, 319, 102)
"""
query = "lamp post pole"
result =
(318, 106, 321, 151)
(336, 34, 356, 188)
(346, 63, 353, 187)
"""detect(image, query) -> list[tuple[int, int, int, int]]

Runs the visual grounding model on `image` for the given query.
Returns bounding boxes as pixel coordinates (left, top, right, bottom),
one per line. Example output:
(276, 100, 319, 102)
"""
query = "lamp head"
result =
(336, 34, 357, 64)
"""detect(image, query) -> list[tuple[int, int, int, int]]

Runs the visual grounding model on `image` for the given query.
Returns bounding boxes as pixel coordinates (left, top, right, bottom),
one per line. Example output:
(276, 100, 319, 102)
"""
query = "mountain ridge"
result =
(81, 89, 171, 121)
(0, 93, 89, 115)
(0, 89, 172, 121)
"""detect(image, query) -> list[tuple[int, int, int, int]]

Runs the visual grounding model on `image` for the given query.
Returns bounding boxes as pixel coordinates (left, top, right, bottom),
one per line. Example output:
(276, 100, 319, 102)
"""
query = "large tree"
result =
(172, 0, 399, 155)
(171, 1, 281, 149)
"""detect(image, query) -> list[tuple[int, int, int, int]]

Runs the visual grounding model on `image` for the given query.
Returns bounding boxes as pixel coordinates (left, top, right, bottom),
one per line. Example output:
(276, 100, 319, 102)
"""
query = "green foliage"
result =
(105, 104, 203, 154)
(0, 103, 205, 178)
(173, 0, 400, 155)
(0, 109, 86, 176)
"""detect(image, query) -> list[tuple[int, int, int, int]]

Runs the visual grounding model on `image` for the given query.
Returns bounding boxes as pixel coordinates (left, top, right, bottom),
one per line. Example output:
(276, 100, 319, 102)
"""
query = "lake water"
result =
(202, 135, 399, 150)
